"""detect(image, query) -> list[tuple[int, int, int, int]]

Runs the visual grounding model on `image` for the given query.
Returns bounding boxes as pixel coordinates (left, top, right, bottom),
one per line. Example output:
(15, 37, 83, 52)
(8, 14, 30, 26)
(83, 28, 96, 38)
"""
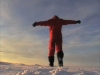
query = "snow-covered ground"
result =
(0, 62, 100, 75)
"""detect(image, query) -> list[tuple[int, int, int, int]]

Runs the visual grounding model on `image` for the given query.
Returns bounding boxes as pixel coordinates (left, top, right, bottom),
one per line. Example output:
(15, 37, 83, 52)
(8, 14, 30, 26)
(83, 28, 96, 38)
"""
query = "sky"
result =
(0, 0, 100, 67)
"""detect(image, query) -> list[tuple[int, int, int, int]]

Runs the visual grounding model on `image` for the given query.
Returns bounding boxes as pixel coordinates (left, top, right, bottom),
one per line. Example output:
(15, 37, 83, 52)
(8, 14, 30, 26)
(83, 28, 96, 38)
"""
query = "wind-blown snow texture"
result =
(0, 63, 100, 75)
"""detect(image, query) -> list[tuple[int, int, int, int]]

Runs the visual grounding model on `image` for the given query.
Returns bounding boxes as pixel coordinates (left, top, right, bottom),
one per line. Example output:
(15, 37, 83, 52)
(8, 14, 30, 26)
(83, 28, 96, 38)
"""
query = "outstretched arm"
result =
(61, 19, 81, 25)
(32, 20, 49, 27)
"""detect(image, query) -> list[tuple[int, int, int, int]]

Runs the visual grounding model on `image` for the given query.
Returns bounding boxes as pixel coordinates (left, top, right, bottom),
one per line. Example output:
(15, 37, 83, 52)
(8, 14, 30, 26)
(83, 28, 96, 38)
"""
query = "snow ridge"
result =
(0, 63, 100, 75)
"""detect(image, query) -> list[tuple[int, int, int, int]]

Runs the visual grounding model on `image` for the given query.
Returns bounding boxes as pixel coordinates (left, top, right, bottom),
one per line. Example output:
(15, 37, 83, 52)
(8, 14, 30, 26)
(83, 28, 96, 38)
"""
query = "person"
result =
(32, 15, 81, 67)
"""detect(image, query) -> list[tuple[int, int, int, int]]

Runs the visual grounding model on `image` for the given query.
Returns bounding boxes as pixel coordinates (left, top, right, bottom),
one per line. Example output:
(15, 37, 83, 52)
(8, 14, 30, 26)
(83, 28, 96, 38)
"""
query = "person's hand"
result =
(32, 22, 37, 27)
(76, 20, 81, 24)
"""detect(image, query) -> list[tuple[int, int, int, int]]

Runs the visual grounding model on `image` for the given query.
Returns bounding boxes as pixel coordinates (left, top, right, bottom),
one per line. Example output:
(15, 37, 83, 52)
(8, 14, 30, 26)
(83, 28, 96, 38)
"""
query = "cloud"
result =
(66, 50, 100, 66)
(1, 0, 27, 38)
(1, 0, 23, 24)
(63, 31, 100, 51)
(1, 31, 48, 59)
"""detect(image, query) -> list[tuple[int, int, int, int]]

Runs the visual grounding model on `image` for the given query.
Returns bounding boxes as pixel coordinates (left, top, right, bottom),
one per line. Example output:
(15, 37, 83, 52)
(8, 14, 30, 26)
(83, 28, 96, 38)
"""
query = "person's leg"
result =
(48, 41, 55, 67)
(56, 42, 62, 53)
(56, 42, 64, 67)
(48, 56, 54, 67)
(57, 51, 64, 67)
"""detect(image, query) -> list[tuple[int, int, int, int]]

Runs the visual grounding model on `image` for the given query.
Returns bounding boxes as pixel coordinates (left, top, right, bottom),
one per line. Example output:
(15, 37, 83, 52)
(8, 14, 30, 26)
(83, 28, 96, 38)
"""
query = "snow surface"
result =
(0, 63, 100, 75)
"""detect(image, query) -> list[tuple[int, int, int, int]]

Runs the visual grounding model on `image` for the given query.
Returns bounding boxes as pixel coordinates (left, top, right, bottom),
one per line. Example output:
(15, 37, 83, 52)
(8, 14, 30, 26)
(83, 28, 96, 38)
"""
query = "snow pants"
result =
(48, 38, 63, 56)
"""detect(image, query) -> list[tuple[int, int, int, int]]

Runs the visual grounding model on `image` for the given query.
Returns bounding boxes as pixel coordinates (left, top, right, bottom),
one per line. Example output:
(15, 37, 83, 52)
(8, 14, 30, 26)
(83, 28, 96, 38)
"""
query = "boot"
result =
(57, 51, 64, 67)
(48, 56, 54, 67)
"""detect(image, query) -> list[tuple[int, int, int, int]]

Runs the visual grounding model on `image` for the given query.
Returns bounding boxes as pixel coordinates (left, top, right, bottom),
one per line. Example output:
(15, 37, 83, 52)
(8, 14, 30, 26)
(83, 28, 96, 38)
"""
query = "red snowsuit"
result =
(36, 16, 77, 56)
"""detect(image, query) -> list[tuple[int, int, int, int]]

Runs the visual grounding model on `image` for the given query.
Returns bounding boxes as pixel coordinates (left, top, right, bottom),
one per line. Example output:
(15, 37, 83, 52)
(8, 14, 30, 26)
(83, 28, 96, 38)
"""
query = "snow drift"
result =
(0, 62, 100, 75)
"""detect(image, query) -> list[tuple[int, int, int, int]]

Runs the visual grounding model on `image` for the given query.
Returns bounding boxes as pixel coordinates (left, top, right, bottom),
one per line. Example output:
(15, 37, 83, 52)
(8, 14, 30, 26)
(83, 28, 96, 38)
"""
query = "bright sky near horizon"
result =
(0, 0, 100, 67)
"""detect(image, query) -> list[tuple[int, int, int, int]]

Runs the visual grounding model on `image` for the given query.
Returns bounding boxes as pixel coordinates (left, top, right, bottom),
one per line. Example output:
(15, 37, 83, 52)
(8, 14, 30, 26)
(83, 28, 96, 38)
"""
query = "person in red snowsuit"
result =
(33, 15, 81, 67)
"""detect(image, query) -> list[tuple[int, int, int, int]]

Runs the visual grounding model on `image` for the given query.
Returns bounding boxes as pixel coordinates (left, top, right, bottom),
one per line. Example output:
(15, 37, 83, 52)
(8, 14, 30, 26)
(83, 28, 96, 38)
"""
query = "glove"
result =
(32, 22, 37, 27)
(76, 20, 81, 24)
